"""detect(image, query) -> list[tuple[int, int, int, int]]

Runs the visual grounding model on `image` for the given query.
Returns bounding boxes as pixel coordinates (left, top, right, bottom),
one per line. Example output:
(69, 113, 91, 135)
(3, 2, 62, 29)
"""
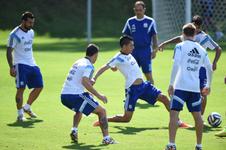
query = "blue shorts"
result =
(199, 67, 207, 89)
(15, 64, 43, 89)
(132, 49, 152, 73)
(61, 92, 99, 116)
(124, 81, 161, 111)
(170, 89, 201, 112)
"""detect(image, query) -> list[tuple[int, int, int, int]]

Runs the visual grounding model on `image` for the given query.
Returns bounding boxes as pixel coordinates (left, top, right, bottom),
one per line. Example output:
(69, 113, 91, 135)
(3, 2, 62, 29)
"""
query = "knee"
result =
(35, 87, 43, 92)
(122, 114, 132, 122)
(158, 94, 168, 103)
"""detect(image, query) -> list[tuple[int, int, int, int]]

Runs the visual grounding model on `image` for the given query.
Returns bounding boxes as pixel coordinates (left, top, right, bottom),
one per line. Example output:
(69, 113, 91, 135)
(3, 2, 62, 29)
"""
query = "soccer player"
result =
(165, 23, 213, 150)
(6, 12, 43, 122)
(60, 44, 116, 144)
(122, 1, 158, 84)
(92, 35, 189, 128)
(158, 15, 222, 120)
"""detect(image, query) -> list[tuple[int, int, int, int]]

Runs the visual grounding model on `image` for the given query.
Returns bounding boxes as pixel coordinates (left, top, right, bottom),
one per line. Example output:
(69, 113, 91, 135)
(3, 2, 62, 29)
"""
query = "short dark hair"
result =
(192, 15, 203, 26)
(21, 11, 34, 21)
(134, 1, 145, 9)
(86, 44, 99, 56)
(119, 35, 133, 48)
(183, 23, 196, 37)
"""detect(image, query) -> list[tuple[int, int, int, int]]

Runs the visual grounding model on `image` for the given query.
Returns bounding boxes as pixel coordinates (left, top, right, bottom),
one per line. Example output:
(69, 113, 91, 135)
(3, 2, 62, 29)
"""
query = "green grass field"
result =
(0, 31, 225, 150)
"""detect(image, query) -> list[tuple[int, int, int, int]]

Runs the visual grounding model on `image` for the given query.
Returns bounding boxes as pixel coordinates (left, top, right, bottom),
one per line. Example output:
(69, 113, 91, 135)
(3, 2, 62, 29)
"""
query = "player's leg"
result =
(93, 86, 138, 126)
(16, 88, 26, 121)
(23, 66, 43, 118)
(70, 112, 82, 142)
(192, 111, 203, 150)
(165, 90, 186, 150)
(15, 64, 27, 121)
(93, 105, 117, 144)
(144, 72, 154, 84)
(107, 111, 134, 123)
(199, 67, 207, 117)
(187, 92, 203, 149)
(201, 95, 207, 116)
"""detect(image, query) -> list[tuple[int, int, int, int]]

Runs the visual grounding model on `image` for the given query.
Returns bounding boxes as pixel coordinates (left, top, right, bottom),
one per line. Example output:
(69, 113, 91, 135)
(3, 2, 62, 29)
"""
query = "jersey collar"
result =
(19, 26, 28, 33)
(84, 56, 92, 63)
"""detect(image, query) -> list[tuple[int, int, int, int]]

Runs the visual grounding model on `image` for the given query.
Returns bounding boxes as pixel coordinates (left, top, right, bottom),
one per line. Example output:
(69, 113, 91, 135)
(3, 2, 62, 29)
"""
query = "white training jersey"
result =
(7, 26, 36, 66)
(180, 31, 219, 50)
(170, 40, 212, 92)
(107, 52, 143, 89)
(61, 57, 94, 95)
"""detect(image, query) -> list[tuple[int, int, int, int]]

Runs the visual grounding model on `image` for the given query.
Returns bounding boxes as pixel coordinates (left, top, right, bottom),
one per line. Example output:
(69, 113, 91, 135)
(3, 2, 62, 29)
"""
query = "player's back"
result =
(61, 58, 94, 95)
(174, 40, 208, 92)
(195, 31, 219, 50)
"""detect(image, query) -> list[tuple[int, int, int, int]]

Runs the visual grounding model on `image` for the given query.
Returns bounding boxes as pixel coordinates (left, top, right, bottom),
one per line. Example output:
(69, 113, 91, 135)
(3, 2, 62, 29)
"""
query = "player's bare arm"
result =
(6, 47, 16, 77)
(158, 36, 182, 51)
(93, 65, 111, 82)
(82, 77, 107, 103)
(212, 46, 222, 71)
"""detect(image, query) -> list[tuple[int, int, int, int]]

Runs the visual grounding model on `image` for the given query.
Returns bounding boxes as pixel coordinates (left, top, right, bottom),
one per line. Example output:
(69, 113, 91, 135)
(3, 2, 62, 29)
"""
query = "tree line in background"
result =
(0, 0, 152, 38)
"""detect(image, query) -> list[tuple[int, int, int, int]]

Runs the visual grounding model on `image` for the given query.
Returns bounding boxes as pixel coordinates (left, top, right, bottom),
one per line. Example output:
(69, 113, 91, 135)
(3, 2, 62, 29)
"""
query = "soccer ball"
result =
(207, 112, 222, 127)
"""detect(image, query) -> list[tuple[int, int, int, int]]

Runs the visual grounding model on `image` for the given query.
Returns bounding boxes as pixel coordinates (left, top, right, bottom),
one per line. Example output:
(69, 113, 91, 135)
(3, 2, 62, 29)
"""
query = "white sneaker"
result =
(23, 107, 37, 118)
(102, 137, 117, 145)
(17, 115, 27, 122)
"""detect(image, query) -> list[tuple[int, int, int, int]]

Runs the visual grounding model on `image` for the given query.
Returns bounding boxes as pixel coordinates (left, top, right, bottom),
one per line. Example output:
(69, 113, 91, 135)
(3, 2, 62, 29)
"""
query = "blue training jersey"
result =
(122, 15, 157, 50)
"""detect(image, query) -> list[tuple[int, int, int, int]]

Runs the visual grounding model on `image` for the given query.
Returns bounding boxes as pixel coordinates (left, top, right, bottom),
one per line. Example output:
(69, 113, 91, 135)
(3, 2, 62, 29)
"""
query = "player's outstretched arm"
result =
(93, 65, 111, 82)
(6, 47, 16, 77)
(212, 46, 222, 71)
(82, 77, 108, 103)
(158, 36, 182, 51)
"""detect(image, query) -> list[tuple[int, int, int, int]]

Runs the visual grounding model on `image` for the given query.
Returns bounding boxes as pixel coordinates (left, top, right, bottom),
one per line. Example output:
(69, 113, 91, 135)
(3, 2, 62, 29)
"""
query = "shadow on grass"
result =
(62, 142, 105, 150)
(112, 126, 168, 135)
(7, 118, 43, 128)
(136, 102, 160, 109)
(186, 125, 222, 133)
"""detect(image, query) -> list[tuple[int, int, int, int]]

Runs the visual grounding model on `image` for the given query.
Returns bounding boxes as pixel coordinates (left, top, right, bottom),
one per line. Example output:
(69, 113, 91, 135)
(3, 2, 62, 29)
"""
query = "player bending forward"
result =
(60, 44, 116, 144)
(92, 35, 189, 128)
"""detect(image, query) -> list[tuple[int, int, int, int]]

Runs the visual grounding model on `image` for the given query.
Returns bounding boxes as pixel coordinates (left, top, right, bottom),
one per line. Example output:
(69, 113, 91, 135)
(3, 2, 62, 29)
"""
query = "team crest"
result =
(143, 23, 148, 28)
(131, 24, 136, 32)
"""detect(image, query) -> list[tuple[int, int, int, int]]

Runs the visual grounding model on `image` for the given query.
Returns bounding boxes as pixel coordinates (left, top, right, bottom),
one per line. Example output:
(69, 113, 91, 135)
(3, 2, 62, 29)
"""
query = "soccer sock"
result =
(177, 120, 182, 125)
(196, 144, 202, 148)
(104, 135, 110, 140)
(23, 104, 31, 110)
(18, 109, 24, 116)
(168, 142, 176, 146)
(71, 127, 78, 133)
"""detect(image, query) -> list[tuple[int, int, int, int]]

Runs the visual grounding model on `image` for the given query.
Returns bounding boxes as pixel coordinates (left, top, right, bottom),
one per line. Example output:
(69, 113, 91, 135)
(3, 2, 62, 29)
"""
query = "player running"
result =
(158, 15, 222, 120)
(60, 44, 116, 144)
(6, 12, 43, 122)
(165, 23, 213, 150)
(92, 35, 190, 128)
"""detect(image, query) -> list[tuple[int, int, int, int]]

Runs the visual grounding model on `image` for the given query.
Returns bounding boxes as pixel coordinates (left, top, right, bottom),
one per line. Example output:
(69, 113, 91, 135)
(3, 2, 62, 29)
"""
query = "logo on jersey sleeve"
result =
(188, 48, 201, 58)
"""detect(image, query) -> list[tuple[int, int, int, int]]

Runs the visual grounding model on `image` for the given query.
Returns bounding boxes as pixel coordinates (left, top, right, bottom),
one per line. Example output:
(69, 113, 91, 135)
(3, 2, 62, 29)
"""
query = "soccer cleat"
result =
(23, 107, 37, 118)
(93, 120, 100, 127)
(165, 144, 176, 150)
(70, 130, 78, 143)
(102, 137, 117, 145)
(195, 146, 202, 150)
(17, 115, 27, 122)
(178, 122, 193, 128)
(215, 128, 226, 137)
